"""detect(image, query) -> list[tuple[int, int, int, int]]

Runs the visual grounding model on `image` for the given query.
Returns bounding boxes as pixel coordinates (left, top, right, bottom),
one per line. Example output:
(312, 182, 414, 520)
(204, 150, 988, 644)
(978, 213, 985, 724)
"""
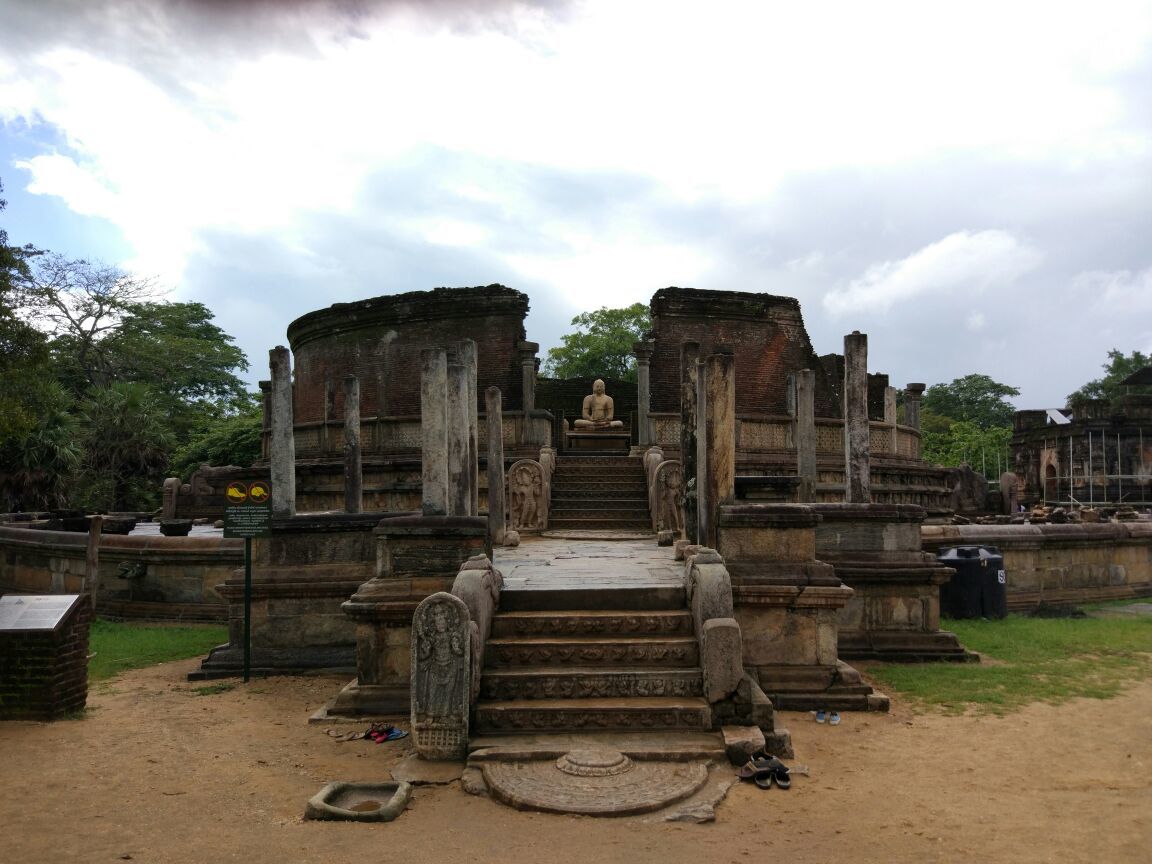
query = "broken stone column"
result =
(795, 369, 817, 502)
(343, 375, 362, 514)
(332, 514, 488, 716)
(421, 348, 449, 516)
(679, 341, 700, 544)
(486, 386, 506, 545)
(634, 340, 654, 446)
(884, 385, 898, 427)
(457, 339, 479, 516)
(447, 359, 470, 517)
(716, 503, 888, 712)
(812, 503, 971, 662)
(702, 353, 736, 549)
(843, 331, 870, 504)
(269, 346, 296, 517)
(904, 383, 926, 432)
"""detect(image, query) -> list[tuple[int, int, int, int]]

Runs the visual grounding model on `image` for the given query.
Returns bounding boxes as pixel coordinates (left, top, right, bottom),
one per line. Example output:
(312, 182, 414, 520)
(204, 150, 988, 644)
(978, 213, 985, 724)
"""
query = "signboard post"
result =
(223, 480, 272, 682)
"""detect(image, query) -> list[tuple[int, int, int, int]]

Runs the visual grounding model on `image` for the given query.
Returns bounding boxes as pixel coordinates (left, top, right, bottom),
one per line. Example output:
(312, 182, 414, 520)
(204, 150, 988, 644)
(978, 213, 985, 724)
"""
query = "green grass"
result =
(190, 682, 235, 696)
(866, 608, 1152, 715)
(88, 619, 227, 682)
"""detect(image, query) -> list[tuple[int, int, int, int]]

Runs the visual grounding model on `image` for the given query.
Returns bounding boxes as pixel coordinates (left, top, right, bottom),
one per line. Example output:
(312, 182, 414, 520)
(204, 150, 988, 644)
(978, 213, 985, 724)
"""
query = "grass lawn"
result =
(866, 605, 1152, 714)
(87, 619, 227, 682)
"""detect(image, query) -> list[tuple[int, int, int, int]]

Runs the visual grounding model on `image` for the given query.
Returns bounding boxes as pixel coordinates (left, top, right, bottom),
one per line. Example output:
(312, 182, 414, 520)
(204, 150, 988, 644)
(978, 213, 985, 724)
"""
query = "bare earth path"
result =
(3, 659, 1149, 864)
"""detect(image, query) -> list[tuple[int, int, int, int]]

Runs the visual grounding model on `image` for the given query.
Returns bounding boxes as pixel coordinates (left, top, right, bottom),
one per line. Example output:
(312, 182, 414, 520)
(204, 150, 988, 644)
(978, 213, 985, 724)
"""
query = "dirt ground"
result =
(3, 660, 1150, 864)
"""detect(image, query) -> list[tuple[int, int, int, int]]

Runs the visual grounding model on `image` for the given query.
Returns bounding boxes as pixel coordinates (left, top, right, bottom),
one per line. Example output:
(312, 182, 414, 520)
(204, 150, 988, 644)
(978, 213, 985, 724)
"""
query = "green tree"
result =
(922, 420, 1012, 477)
(76, 382, 175, 512)
(542, 303, 651, 382)
(1066, 349, 1152, 404)
(0, 178, 49, 444)
(922, 374, 1020, 429)
(0, 382, 82, 511)
(170, 406, 263, 481)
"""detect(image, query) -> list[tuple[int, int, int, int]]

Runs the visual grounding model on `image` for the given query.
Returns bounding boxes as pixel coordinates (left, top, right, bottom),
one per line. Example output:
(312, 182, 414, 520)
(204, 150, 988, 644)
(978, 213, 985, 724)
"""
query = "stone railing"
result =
(0, 525, 239, 621)
(648, 413, 922, 460)
(921, 521, 1152, 609)
(282, 411, 554, 460)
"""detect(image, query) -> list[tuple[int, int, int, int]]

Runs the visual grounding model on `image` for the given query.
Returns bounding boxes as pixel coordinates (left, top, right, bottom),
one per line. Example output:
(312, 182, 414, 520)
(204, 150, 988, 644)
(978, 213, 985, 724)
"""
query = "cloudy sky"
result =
(2, 0, 1150, 409)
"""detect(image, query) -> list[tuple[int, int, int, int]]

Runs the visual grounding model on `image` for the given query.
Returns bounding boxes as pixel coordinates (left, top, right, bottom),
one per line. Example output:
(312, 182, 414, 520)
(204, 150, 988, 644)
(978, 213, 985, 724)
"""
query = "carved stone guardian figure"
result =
(655, 460, 685, 536)
(411, 592, 471, 760)
(507, 459, 547, 531)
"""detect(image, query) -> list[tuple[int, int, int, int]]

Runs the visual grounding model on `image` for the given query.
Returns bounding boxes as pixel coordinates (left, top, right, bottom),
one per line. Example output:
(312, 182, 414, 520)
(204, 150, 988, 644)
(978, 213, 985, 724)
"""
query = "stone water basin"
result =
(303, 780, 411, 822)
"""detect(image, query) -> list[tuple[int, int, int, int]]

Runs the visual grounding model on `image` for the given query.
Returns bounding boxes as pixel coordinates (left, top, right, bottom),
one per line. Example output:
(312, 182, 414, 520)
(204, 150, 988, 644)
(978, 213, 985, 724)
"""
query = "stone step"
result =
(491, 609, 694, 638)
(550, 489, 648, 500)
(499, 586, 684, 613)
(468, 729, 726, 761)
(484, 635, 699, 668)
(550, 506, 651, 517)
(479, 667, 703, 701)
(555, 456, 643, 466)
(473, 696, 713, 733)
(546, 521, 654, 532)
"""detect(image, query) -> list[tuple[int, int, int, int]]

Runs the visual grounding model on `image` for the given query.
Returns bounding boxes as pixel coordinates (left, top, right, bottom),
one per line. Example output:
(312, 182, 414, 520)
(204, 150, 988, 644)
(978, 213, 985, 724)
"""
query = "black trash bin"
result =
(937, 545, 1007, 619)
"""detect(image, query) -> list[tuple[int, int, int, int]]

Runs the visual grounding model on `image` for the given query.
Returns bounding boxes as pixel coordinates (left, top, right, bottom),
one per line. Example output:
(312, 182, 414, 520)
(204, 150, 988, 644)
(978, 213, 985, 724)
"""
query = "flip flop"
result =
(736, 754, 785, 780)
(753, 769, 775, 790)
(772, 766, 792, 790)
(383, 727, 408, 741)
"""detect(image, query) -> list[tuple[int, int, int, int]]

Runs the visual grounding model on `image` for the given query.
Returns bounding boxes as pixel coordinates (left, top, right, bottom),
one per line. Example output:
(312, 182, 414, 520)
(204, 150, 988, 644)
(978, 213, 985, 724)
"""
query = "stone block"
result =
(700, 618, 743, 702)
(722, 725, 766, 765)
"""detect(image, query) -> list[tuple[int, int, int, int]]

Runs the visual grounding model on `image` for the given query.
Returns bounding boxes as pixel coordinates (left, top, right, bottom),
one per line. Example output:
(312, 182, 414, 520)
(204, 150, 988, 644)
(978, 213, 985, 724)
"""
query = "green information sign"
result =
(223, 481, 272, 539)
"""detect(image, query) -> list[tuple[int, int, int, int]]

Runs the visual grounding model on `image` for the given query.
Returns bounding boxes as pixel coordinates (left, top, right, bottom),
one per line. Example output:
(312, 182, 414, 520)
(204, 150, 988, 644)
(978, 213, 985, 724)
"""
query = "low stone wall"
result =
(921, 522, 1152, 610)
(0, 526, 240, 622)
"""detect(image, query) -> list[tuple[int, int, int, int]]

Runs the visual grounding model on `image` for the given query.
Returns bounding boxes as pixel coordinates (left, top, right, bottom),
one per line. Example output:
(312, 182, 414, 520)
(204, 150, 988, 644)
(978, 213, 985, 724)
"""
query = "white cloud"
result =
(1073, 266, 1152, 311)
(823, 230, 1043, 316)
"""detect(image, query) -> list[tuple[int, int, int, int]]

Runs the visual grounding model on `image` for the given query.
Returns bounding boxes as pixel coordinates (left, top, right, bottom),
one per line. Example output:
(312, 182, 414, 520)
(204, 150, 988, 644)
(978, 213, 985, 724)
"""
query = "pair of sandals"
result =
(736, 751, 791, 790)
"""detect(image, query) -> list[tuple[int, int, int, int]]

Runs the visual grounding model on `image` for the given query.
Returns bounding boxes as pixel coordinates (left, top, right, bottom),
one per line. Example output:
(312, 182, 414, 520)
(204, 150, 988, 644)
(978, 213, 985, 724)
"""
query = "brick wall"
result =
(286, 286, 530, 423)
(648, 287, 842, 416)
(0, 596, 90, 721)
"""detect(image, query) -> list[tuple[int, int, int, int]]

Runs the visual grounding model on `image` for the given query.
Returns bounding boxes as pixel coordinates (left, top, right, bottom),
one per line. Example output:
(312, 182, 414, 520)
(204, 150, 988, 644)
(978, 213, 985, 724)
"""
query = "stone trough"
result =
(303, 780, 411, 822)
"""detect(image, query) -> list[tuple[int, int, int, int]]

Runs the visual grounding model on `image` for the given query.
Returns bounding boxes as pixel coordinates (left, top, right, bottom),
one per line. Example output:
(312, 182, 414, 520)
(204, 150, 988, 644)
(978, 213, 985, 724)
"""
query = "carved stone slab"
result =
(411, 592, 471, 760)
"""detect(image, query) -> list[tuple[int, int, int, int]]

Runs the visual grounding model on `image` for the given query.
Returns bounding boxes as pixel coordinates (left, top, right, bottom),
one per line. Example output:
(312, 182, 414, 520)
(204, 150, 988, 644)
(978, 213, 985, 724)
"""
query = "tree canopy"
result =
(922, 374, 1020, 430)
(542, 303, 651, 382)
(1066, 349, 1152, 404)
(0, 199, 255, 511)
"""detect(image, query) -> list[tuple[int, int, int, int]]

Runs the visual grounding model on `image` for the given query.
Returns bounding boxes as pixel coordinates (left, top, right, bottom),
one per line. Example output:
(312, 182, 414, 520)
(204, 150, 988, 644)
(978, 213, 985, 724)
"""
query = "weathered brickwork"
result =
(648, 288, 841, 416)
(0, 596, 90, 721)
(286, 286, 530, 423)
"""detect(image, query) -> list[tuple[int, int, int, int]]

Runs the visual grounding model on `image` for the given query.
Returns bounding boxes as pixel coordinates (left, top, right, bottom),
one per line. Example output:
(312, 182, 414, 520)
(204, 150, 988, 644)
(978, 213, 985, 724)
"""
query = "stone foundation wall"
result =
(922, 522, 1152, 609)
(0, 526, 239, 621)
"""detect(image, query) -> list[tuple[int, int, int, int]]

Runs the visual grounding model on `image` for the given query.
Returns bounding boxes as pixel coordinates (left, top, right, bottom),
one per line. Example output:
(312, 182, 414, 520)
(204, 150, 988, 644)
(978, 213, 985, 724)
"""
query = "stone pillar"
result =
(702, 353, 736, 548)
(519, 341, 538, 413)
(421, 348, 449, 516)
(634, 340, 654, 446)
(258, 380, 271, 460)
(904, 383, 926, 432)
(269, 346, 296, 518)
(843, 331, 870, 504)
(795, 369, 817, 502)
(680, 341, 700, 544)
(343, 375, 362, 514)
(486, 387, 506, 545)
(447, 360, 470, 517)
(455, 340, 478, 516)
(884, 386, 898, 426)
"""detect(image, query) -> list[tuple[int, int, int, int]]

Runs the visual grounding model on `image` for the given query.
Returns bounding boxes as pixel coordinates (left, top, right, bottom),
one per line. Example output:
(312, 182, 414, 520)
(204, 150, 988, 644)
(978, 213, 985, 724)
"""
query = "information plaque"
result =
(223, 480, 273, 539)
(0, 595, 82, 632)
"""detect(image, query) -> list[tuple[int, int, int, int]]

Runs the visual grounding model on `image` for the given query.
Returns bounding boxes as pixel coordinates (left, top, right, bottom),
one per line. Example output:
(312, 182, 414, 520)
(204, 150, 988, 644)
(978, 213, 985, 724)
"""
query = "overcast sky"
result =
(2, 0, 1150, 409)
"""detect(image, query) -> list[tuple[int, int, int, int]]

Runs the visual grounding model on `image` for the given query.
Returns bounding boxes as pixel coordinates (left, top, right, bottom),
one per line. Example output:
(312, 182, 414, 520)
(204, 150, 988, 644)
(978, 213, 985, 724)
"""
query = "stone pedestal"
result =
(812, 503, 973, 662)
(192, 512, 388, 679)
(716, 504, 888, 712)
(328, 515, 487, 716)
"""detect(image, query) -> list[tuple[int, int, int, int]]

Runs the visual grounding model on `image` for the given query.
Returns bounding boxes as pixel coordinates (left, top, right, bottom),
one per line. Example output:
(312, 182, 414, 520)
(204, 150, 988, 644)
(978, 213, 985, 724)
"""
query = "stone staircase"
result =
(472, 584, 712, 735)
(547, 455, 652, 532)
